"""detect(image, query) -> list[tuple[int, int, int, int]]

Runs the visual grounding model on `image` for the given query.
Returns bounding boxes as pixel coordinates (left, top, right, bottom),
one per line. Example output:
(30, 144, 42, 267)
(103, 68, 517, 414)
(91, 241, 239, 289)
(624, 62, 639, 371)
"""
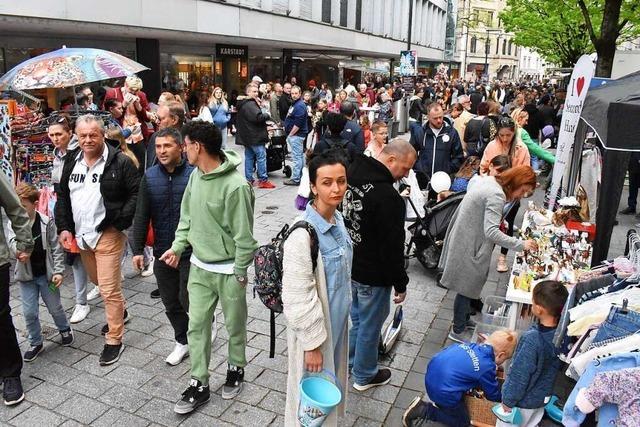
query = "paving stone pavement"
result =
(2, 140, 451, 427)
(4, 140, 630, 426)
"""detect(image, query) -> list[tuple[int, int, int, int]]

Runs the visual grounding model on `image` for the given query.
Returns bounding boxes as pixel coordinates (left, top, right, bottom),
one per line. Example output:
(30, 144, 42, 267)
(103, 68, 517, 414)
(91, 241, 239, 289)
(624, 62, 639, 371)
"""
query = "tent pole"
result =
(566, 120, 588, 197)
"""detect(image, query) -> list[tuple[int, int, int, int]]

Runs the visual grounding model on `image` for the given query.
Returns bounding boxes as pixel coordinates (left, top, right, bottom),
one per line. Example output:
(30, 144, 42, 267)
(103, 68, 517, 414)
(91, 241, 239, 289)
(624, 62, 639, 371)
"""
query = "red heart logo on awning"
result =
(576, 76, 585, 97)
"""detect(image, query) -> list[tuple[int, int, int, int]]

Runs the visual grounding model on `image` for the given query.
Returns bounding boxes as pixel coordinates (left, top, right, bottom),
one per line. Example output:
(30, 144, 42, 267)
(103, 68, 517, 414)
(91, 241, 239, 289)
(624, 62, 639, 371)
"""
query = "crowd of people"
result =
(0, 70, 575, 426)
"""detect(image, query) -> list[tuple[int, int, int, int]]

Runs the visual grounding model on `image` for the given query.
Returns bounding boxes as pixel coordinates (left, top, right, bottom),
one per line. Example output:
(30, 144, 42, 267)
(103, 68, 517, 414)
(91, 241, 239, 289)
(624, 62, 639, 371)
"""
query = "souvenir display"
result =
(510, 202, 594, 293)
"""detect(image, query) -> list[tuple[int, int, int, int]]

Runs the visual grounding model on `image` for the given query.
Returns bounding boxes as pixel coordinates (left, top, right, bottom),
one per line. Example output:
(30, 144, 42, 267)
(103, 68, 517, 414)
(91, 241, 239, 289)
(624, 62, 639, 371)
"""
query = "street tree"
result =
(500, 0, 639, 76)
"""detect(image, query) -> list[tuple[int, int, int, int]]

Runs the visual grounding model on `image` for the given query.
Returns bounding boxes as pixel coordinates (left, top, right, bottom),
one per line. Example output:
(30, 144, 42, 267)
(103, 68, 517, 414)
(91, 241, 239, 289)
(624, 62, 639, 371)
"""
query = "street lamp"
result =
(483, 28, 502, 81)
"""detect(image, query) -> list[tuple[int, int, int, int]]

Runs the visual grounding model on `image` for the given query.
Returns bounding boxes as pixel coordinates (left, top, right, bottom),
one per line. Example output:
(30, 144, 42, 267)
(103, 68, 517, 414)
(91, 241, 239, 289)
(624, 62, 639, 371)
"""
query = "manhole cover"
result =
(261, 210, 274, 214)
(266, 206, 279, 210)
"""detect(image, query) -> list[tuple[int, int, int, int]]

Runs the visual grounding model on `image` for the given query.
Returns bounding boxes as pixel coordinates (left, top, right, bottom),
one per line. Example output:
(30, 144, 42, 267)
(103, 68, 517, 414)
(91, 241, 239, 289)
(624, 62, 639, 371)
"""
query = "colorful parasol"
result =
(0, 47, 149, 91)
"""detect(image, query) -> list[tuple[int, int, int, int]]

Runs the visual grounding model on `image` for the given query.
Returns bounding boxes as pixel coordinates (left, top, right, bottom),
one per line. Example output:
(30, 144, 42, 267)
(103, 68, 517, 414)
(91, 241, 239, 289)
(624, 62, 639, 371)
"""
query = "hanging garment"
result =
(574, 367, 640, 427)
(569, 287, 640, 322)
(579, 147, 601, 222)
(566, 334, 640, 379)
(591, 306, 640, 345)
(563, 353, 640, 427)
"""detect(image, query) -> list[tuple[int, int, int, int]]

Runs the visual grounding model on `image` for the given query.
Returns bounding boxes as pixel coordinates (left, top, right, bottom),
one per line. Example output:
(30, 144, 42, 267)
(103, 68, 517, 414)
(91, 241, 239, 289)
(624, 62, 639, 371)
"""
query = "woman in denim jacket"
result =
(282, 150, 352, 426)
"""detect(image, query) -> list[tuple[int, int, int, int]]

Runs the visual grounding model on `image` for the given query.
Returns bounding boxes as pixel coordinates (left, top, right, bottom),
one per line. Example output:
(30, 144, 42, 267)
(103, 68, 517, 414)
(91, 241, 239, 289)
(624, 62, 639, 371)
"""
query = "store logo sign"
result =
(216, 44, 248, 58)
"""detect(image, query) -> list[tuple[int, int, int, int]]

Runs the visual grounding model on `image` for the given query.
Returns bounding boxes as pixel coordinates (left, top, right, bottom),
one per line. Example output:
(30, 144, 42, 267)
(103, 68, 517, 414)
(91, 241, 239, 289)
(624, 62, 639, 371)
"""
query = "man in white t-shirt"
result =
(55, 115, 140, 366)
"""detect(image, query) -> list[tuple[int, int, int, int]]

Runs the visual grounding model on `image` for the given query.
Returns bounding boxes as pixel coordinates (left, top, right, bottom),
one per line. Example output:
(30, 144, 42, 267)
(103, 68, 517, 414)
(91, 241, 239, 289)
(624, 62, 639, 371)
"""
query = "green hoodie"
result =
(170, 150, 258, 276)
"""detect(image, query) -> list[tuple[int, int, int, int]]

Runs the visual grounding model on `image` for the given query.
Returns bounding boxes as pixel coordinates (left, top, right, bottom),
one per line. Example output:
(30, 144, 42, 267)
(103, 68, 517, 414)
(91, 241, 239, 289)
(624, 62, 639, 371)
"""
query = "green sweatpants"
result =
(187, 264, 248, 384)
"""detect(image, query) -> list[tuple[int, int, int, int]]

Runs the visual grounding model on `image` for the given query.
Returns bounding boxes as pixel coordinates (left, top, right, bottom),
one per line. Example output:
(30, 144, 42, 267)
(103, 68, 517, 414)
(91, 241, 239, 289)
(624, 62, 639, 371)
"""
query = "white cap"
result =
(252, 75, 263, 83)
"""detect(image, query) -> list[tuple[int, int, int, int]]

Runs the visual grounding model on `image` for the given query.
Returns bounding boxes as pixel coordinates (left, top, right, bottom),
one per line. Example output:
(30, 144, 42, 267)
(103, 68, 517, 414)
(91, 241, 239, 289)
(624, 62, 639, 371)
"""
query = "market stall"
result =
(0, 46, 148, 184)
(567, 70, 640, 264)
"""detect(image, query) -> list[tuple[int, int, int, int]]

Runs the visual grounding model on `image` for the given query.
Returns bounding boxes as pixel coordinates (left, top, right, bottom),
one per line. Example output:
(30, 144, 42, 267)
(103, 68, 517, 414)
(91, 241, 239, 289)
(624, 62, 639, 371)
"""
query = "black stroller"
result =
(266, 128, 292, 178)
(405, 192, 466, 270)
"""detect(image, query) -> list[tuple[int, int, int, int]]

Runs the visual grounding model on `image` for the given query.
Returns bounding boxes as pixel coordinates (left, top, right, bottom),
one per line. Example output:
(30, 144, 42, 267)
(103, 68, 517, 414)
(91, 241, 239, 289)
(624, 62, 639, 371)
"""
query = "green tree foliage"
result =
(500, 0, 593, 67)
(500, 0, 639, 75)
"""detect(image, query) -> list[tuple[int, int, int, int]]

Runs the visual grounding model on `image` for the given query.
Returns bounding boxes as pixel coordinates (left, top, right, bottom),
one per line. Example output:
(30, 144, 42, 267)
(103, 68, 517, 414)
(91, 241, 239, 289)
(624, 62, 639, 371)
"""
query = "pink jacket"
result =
(480, 139, 531, 174)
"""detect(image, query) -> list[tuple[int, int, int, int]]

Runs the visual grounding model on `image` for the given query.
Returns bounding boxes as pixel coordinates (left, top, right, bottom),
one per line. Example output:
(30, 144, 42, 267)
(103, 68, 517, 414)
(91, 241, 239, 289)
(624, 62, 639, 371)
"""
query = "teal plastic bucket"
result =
(297, 370, 342, 427)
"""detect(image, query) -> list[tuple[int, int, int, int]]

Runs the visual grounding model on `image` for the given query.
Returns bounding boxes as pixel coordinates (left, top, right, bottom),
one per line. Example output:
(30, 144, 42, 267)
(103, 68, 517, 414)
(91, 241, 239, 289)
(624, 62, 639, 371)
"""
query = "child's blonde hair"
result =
(486, 329, 518, 358)
(15, 182, 39, 203)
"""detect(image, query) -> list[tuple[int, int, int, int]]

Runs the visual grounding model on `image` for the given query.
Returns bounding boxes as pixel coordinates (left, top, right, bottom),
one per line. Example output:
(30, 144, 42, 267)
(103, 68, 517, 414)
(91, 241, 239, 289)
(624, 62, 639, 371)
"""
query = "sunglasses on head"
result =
(498, 117, 515, 127)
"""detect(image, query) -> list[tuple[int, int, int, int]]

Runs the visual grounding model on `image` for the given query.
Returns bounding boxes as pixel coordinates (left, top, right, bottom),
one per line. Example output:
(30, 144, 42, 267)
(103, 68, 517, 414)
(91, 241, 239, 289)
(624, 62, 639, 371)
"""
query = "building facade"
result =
(0, 0, 449, 102)
(454, 0, 519, 81)
(518, 47, 546, 81)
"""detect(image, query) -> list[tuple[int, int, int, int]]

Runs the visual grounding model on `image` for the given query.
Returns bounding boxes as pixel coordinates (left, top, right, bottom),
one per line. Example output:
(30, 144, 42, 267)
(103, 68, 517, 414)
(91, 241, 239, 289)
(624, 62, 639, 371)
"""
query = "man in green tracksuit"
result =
(160, 121, 258, 414)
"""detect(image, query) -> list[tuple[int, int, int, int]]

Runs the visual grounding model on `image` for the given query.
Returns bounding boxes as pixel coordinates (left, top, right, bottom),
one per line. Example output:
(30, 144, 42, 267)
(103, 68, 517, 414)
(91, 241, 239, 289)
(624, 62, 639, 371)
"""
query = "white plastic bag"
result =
(404, 169, 425, 220)
(297, 167, 310, 198)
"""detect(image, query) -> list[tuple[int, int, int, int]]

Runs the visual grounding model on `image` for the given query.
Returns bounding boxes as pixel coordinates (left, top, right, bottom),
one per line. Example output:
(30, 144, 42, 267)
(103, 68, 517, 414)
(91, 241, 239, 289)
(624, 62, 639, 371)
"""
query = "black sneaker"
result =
(221, 365, 244, 399)
(353, 368, 391, 391)
(99, 343, 125, 366)
(174, 378, 210, 414)
(60, 328, 74, 346)
(402, 395, 429, 427)
(620, 207, 636, 215)
(2, 377, 25, 406)
(150, 289, 161, 299)
(23, 344, 44, 362)
(101, 309, 131, 335)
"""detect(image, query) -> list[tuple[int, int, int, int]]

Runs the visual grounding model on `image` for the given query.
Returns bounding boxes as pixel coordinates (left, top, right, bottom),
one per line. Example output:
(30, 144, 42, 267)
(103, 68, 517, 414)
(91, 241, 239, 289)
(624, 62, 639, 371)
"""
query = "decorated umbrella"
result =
(0, 47, 149, 91)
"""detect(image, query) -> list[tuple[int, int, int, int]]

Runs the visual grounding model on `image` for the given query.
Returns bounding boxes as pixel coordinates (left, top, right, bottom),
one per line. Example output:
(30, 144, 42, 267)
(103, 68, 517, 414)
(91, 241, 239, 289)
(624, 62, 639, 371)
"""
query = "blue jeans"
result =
(425, 399, 470, 427)
(591, 305, 640, 345)
(20, 275, 70, 346)
(349, 280, 391, 385)
(71, 255, 89, 305)
(220, 127, 228, 150)
(244, 145, 268, 182)
(287, 135, 305, 183)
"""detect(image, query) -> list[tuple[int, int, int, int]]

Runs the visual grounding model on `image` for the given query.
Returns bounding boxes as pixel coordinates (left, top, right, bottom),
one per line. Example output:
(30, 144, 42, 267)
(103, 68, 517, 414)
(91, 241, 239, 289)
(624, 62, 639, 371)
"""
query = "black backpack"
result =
(253, 221, 319, 357)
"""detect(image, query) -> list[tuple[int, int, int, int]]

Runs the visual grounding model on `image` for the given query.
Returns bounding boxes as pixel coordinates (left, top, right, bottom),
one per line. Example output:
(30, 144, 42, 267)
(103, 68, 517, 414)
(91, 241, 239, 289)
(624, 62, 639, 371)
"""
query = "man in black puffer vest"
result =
(130, 127, 194, 366)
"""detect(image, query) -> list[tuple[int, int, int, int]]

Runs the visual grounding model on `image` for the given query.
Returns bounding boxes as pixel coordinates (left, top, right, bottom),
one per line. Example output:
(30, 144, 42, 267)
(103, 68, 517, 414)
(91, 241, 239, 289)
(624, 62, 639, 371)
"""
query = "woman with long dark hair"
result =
(282, 150, 351, 426)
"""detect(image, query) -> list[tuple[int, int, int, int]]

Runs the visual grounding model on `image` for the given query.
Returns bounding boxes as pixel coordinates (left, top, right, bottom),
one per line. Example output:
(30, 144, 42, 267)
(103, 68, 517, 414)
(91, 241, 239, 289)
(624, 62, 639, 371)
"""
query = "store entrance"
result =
(214, 57, 247, 98)
(214, 44, 249, 100)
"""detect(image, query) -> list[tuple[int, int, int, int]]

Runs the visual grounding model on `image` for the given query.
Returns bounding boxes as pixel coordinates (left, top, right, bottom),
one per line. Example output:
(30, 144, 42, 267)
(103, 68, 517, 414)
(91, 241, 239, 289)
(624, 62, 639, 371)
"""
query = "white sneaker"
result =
(86, 286, 101, 301)
(165, 342, 189, 366)
(141, 257, 155, 277)
(69, 304, 90, 324)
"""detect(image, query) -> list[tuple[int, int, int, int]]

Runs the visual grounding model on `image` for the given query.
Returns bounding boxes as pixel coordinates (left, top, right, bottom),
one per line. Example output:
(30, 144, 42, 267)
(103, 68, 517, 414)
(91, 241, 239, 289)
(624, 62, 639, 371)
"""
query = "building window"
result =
(470, 36, 477, 54)
(322, 0, 331, 23)
(502, 39, 506, 55)
(355, 0, 362, 30)
(340, 0, 348, 27)
(508, 40, 513, 56)
(496, 37, 500, 54)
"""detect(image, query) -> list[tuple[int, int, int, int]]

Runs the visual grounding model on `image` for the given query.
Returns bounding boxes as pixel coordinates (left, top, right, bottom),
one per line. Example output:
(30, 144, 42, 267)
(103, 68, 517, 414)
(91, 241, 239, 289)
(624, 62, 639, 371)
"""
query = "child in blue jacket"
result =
(402, 330, 517, 427)
(497, 280, 568, 427)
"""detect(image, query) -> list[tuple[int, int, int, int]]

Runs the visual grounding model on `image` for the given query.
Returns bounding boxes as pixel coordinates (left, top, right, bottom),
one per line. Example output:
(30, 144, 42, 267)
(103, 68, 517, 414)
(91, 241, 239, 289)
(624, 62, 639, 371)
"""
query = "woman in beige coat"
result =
(282, 150, 352, 426)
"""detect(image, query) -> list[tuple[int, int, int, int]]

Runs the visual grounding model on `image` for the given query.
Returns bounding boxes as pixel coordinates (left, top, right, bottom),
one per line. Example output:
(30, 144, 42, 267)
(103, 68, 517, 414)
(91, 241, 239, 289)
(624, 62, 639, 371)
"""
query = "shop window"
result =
(300, 0, 312, 19)
(340, 0, 348, 27)
(470, 36, 477, 54)
(322, 0, 332, 23)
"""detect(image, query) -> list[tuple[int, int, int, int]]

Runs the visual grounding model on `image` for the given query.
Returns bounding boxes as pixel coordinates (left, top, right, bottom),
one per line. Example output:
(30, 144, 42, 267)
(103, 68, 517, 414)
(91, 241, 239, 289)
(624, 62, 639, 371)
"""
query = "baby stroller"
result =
(266, 127, 292, 178)
(405, 191, 466, 270)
